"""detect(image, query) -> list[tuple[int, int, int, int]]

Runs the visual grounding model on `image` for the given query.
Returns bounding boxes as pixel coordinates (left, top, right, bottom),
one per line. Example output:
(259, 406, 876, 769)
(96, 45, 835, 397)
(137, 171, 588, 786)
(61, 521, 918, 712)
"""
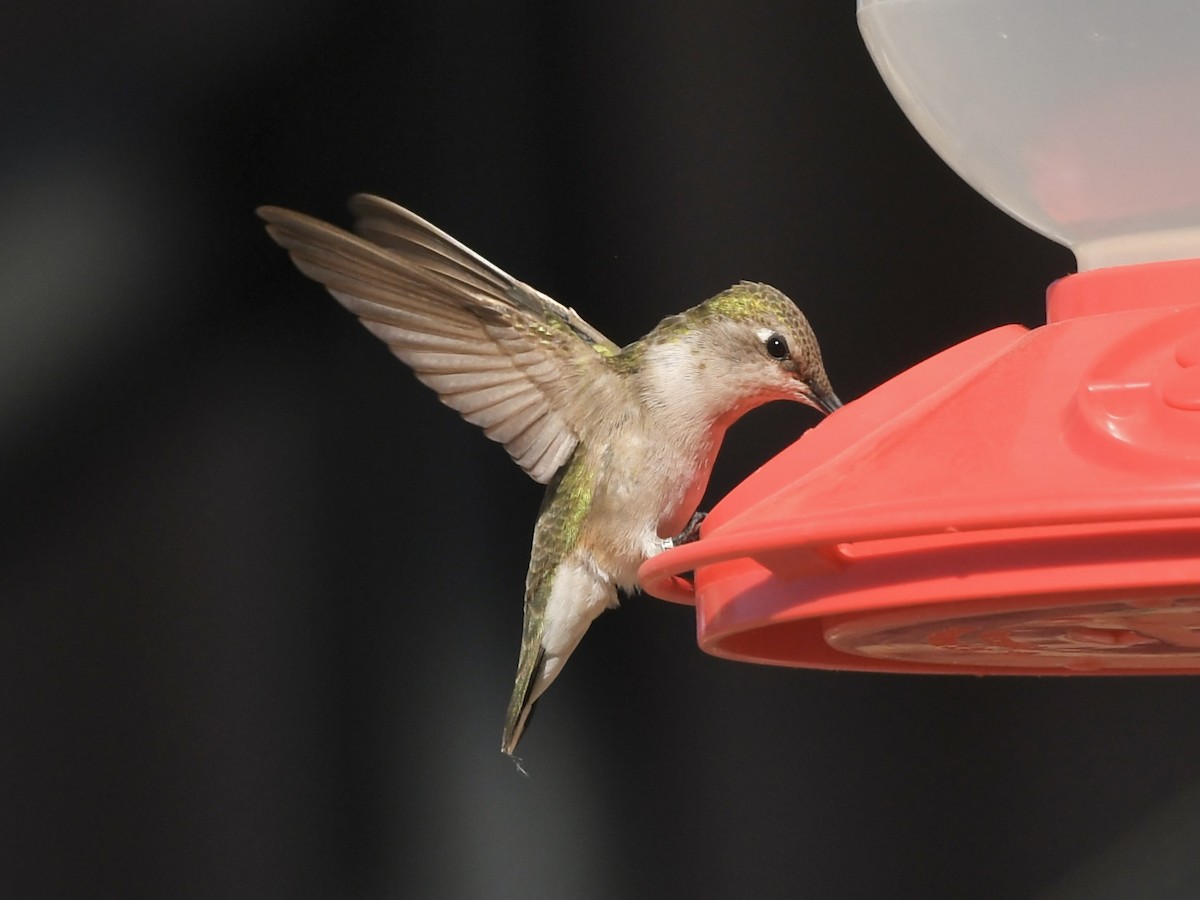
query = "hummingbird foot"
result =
(667, 511, 707, 549)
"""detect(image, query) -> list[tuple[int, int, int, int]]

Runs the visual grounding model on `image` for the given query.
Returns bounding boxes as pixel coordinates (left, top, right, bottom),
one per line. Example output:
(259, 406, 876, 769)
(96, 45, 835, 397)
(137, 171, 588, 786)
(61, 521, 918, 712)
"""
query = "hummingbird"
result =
(258, 195, 841, 757)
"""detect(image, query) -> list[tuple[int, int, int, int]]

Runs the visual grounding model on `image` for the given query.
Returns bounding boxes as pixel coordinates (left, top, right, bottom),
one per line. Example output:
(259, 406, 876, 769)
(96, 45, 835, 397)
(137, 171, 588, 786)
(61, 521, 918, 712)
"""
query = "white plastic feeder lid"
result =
(858, 0, 1200, 270)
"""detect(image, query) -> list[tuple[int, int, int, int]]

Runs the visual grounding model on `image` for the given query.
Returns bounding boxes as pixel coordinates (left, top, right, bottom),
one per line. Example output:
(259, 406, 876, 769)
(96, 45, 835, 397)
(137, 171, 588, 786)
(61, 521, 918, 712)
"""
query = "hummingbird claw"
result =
(668, 511, 708, 549)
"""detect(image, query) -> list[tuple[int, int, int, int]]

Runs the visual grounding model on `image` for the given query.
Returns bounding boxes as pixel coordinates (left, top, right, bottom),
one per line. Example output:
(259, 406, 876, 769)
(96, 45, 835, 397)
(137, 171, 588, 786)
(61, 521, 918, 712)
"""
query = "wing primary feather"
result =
(258, 201, 623, 485)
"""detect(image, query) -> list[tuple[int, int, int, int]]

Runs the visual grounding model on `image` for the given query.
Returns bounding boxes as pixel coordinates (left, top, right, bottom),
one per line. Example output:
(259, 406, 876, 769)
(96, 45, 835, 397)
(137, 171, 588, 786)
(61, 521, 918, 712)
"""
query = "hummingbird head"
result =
(637, 282, 840, 425)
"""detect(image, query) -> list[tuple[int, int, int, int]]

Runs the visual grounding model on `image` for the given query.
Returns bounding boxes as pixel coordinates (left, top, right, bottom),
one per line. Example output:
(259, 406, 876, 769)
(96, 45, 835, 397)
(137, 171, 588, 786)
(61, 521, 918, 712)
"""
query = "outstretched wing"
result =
(259, 197, 620, 484)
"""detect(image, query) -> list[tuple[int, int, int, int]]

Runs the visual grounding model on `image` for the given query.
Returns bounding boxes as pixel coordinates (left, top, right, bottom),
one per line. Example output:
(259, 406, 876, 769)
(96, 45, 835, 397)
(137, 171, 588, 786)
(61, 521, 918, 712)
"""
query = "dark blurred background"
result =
(5, 2, 1200, 898)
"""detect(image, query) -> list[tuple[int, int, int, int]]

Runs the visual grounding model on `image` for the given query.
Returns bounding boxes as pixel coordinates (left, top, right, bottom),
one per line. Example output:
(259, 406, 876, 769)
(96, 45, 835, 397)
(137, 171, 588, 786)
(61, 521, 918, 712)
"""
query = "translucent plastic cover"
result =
(858, 0, 1200, 270)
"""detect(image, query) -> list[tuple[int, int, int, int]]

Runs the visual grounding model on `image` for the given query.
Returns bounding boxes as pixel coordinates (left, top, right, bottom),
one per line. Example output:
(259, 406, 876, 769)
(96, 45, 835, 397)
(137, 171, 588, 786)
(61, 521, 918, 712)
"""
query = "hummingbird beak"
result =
(811, 386, 843, 415)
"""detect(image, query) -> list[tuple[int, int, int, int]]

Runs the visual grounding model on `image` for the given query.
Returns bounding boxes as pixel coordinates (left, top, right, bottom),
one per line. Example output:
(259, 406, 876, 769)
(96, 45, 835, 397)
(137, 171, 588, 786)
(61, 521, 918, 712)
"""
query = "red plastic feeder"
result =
(639, 3, 1200, 675)
(641, 260, 1200, 673)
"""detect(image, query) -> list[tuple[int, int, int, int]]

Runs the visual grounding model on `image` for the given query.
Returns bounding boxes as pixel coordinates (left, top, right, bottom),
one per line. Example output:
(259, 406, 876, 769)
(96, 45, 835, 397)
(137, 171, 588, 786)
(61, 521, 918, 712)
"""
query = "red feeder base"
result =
(640, 258, 1200, 674)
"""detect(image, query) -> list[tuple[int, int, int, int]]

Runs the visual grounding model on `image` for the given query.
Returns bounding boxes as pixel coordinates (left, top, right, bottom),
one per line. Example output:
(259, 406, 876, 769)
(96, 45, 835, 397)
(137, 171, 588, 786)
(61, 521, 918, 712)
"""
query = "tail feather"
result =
(502, 645, 545, 755)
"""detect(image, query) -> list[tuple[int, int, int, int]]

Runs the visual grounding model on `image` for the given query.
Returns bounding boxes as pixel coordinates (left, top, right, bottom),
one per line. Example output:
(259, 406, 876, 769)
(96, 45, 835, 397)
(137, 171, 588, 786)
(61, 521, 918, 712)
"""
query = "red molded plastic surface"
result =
(640, 257, 1200, 674)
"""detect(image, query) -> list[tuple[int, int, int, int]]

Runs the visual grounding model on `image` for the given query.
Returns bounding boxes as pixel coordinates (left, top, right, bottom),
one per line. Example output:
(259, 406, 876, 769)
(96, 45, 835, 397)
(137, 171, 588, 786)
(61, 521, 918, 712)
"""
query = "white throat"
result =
(638, 341, 744, 436)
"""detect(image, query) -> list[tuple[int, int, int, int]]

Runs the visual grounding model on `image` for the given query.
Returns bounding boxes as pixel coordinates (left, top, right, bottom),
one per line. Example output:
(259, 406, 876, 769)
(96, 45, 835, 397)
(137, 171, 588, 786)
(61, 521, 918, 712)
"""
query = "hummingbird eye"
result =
(764, 333, 790, 360)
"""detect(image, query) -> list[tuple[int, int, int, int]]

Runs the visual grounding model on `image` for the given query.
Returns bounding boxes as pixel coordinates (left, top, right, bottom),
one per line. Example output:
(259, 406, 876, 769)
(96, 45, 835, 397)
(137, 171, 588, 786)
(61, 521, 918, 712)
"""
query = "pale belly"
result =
(579, 434, 718, 590)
